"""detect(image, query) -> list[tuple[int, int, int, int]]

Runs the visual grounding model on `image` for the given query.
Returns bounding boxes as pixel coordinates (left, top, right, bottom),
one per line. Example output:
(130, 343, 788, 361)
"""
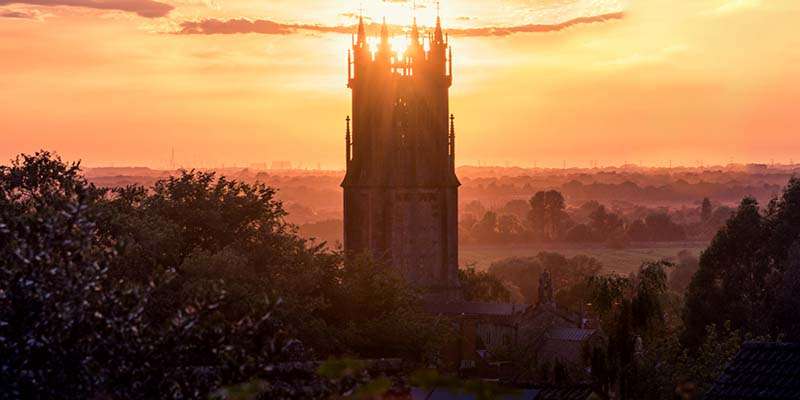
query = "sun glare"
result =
(366, 36, 412, 59)
(390, 36, 410, 55)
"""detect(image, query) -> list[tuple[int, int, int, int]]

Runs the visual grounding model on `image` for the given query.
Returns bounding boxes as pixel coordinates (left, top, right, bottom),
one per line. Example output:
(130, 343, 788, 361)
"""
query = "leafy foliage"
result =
(587, 261, 672, 399)
(0, 152, 445, 399)
(488, 252, 602, 305)
(458, 267, 512, 303)
(0, 152, 299, 399)
(683, 178, 800, 347)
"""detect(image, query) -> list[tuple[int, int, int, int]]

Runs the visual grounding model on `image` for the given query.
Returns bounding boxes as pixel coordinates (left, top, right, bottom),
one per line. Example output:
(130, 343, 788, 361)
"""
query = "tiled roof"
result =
(424, 301, 530, 317)
(547, 328, 597, 342)
(706, 341, 800, 400)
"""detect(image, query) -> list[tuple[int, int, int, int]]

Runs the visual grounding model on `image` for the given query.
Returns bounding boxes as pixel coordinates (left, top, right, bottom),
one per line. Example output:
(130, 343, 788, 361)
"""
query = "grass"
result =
(459, 242, 709, 275)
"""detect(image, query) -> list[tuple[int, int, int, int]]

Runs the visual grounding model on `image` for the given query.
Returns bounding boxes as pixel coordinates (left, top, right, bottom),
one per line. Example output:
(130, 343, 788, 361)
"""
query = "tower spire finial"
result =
(356, 7, 366, 45)
(434, 1, 444, 43)
(409, 0, 421, 47)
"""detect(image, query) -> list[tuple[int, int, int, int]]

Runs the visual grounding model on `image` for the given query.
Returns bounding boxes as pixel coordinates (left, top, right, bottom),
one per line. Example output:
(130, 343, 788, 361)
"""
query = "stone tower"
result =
(342, 15, 460, 296)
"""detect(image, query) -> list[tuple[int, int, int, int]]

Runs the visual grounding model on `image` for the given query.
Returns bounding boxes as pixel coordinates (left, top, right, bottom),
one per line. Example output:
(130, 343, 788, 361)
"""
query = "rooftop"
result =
(706, 341, 800, 400)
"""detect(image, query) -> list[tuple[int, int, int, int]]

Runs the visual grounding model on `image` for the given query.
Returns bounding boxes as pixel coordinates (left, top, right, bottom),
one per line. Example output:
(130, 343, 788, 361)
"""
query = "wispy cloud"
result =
(175, 12, 625, 36)
(0, 0, 173, 18)
(447, 12, 624, 36)
(709, 0, 761, 15)
(0, 8, 43, 18)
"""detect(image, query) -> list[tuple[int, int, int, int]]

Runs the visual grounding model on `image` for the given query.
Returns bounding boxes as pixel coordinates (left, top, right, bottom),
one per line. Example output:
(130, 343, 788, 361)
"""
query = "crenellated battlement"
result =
(347, 16, 453, 87)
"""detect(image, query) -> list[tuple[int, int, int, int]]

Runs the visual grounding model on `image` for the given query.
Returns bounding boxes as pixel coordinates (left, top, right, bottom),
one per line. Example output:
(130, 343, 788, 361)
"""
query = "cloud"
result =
(177, 18, 353, 35)
(0, 8, 42, 18)
(712, 0, 761, 14)
(447, 12, 624, 36)
(176, 12, 625, 36)
(0, 0, 173, 18)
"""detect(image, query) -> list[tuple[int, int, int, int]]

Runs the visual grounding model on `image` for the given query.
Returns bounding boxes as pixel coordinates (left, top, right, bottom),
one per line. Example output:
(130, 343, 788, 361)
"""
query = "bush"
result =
(0, 152, 446, 398)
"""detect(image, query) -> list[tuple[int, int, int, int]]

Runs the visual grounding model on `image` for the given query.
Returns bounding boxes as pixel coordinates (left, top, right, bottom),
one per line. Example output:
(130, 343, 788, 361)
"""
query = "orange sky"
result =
(1, 0, 799, 169)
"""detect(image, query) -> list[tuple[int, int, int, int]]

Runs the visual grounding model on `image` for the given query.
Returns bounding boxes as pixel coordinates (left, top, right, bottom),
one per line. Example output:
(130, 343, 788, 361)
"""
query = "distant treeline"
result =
(84, 166, 796, 228)
(459, 193, 733, 245)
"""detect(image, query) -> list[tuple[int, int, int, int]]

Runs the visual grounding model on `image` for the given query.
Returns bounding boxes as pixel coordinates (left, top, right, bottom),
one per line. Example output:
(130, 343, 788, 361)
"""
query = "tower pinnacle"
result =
(356, 15, 366, 45)
(379, 17, 390, 56)
(434, 12, 444, 43)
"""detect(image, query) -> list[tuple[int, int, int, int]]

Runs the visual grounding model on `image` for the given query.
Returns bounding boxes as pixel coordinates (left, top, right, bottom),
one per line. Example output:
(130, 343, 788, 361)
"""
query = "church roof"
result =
(706, 341, 800, 400)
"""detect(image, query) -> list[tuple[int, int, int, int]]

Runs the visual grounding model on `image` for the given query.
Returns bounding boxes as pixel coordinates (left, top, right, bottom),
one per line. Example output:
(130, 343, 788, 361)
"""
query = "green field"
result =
(459, 242, 709, 275)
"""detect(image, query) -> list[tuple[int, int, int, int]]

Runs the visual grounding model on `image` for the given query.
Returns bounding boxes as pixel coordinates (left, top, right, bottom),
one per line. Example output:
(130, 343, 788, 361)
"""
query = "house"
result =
(706, 341, 800, 400)
(425, 272, 602, 381)
(512, 271, 602, 381)
(424, 300, 529, 371)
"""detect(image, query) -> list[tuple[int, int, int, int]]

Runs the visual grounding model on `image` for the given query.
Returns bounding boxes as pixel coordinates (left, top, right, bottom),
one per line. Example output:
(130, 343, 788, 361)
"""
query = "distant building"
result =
(706, 341, 800, 400)
(342, 15, 460, 298)
(426, 272, 602, 381)
(424, 301, 529, 371)
(513, 272, 602, 381)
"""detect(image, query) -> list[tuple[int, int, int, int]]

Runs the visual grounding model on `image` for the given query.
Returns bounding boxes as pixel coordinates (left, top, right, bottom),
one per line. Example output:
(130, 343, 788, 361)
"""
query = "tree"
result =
(683, 178, 800, 347)
(564, 223, 593, 242)
(488, 252, 602, 304)
(644, 213, 685, 241)
(625, 219, 649, 242)
(0, 152, 448, 398)
(0, 152, 299, 399)
(497, 214, 525, 241)
(459, 267, 512, 303)
(472, 211, 499, 243)
(668, 250, 699, 293)
(464, 200, 486, 219)
(588, 205, 624, 241)
(588, 261, 672, 399)
(625, 213, 685, 242)
(528, 190, 570, 241)
(682, 197, 765, 347)
(501, 199, 531, 220)
(700, 198, 713, 223)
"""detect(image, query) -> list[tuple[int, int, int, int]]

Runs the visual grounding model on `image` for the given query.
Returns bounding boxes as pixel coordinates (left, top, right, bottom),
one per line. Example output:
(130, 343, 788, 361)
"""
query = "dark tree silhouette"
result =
(683, 178, 800, 347)
(700, 197, 713, 223)
(528, 190, 570, 241)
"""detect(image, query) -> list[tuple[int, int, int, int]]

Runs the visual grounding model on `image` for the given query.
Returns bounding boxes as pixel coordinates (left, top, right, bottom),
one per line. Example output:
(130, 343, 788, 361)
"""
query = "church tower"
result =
(342, 15, 460, 296)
